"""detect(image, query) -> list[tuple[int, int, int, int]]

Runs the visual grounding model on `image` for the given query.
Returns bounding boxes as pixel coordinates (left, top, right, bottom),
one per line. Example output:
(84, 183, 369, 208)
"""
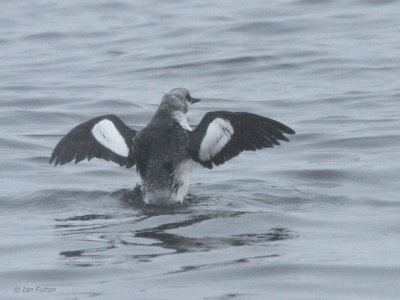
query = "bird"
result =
(50, 88, 295, 204)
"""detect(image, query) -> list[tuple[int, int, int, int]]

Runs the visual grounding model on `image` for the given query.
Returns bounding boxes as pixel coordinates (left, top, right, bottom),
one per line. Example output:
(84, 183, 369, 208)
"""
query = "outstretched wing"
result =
(188, 111, 295, 168)
(50, 114, 137, 168)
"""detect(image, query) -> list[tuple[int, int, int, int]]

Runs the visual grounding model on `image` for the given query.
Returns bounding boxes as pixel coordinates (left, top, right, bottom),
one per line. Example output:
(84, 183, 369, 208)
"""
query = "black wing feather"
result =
(50, 114, 137, 168)
(189, 111, 295, 168)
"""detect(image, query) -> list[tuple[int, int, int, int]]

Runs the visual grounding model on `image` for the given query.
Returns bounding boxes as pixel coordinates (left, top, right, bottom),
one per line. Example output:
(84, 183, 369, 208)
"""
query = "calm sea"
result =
(1, 1, 399, 299)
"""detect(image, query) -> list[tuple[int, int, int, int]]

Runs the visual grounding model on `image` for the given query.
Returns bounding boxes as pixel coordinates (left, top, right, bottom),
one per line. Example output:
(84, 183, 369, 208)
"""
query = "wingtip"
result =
(279, 124, 295, 135)
(49, 159, 60, 167)
(49, 155, 56, 165)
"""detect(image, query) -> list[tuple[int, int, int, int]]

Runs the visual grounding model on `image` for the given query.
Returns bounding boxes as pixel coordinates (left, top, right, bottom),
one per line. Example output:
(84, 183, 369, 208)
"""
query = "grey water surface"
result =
(1, 1, 400, 299)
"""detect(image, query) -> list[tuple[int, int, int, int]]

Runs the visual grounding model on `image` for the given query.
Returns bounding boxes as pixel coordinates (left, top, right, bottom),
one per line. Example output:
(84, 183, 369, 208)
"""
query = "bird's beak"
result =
(190, 97, 201, 104)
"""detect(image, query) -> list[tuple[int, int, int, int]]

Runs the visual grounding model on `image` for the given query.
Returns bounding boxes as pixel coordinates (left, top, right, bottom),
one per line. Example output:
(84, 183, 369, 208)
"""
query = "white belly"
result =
(170, 159, 194, 203)
(142, 159, 194, 204)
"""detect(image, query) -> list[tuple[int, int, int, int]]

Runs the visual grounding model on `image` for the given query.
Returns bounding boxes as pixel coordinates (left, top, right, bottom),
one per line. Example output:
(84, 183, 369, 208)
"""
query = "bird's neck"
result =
(171, 111, 191, 131)
(150, 109, 191, 130)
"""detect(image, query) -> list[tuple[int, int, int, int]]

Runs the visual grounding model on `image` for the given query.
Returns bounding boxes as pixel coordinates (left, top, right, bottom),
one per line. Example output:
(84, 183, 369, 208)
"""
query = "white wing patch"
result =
(199, 118, 234, 161)
(172, 111, 192, 131)
(91, 119, 129, 157)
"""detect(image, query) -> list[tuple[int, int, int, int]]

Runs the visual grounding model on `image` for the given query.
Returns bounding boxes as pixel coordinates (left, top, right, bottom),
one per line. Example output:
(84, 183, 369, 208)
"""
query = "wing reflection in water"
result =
(54, 191, 296, 267)
(134, 214, 293, 254)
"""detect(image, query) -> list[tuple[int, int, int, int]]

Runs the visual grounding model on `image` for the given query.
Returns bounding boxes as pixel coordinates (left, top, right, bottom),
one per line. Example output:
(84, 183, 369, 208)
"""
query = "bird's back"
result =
(133, 114, 189, 203)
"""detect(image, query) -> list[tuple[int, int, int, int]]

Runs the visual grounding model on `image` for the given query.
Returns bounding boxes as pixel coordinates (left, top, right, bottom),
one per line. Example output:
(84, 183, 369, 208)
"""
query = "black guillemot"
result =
(50, 88, 295, 204)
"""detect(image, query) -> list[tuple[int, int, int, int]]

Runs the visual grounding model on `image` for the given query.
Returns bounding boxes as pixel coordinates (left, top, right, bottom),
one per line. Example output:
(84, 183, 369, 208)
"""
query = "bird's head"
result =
(158, 88, 201, 114)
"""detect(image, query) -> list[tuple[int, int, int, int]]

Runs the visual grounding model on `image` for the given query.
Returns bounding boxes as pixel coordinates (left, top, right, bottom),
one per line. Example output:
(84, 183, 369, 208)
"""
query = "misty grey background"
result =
(1, 0, 399, 299)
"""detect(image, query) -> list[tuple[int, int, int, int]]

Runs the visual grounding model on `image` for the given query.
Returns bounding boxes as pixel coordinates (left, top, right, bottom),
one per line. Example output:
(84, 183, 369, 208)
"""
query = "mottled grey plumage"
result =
(133, 89, 198, 203)
(50, 88, 295, 204)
